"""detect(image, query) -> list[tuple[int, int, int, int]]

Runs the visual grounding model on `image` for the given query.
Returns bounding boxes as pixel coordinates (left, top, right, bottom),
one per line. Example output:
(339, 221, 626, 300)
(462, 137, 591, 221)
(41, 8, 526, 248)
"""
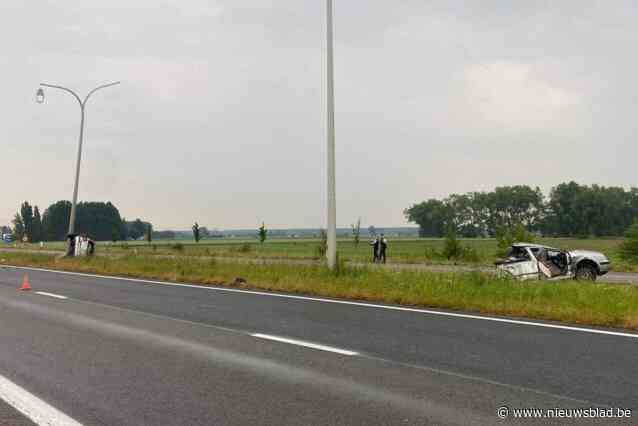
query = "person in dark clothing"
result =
(87, 239, 95, 256)
(379, 234, 388, 264)
(370, 237, 380, 263)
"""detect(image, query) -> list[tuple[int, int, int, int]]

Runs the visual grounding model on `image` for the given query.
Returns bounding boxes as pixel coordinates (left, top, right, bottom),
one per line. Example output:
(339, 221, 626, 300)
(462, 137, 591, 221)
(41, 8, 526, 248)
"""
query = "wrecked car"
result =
(495, 243, 610, 281)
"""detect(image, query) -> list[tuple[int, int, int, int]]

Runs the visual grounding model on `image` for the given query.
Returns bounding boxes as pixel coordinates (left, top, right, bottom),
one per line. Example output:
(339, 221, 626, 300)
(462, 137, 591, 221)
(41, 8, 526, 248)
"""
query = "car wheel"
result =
(575, 264, 596, 281)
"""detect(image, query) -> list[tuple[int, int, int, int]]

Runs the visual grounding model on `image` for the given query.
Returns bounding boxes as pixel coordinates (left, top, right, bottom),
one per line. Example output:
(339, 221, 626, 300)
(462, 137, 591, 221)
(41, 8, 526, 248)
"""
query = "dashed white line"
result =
(4, 265, 638, 340)
(0, 374, 83, 426)
(34, 292, 68, 300)
(252, 333, 359, 356)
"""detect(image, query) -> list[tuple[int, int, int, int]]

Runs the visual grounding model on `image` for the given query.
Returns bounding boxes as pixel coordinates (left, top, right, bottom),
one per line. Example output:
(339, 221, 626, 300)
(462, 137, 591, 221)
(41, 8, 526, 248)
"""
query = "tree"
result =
(406, 182, 638, 238)
(541, 182, 638, 237)
(545, 182, 586, 236)
(442, 224, 463, 260)
(199, 226, 210, 239)
(40, 200, 132, 241)
(111, 225, 121, 242)
(125, 219, 148, 240)
(258, 222, 268, 244)
(496, 223, 536, 257)
(620, 218, 638, 260)
(445, 193, 483, 237)
(41, 201, 71, 241)
(20, 202, 34, 242)
(32, 206, 43, 243)
(153, 230, 176, 239)
(12, 213, 24, 241)
(316, 228, 328, 258)
(351, 218, 361, 248)
(192, 222, 201, 243)
(404, 199, 451, 237)
(75, 201, 126, 241)
(486, 186, 544, 231)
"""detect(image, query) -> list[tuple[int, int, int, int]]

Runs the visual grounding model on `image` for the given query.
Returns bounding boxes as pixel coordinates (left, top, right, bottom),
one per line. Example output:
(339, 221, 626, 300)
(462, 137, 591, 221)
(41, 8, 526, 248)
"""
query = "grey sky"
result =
(1, 1, 636, 230)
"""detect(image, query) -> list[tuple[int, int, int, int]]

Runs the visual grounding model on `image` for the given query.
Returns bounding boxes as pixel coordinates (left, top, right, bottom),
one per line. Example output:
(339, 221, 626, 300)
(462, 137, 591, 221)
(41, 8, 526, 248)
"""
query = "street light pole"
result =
(326, 0, 337, 270)
(37, 82, 120, 255)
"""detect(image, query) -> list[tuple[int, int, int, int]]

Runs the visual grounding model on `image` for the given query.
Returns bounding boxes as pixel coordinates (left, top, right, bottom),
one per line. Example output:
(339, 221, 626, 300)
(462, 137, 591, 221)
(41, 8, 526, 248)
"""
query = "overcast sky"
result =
(1, 1, 636, 230)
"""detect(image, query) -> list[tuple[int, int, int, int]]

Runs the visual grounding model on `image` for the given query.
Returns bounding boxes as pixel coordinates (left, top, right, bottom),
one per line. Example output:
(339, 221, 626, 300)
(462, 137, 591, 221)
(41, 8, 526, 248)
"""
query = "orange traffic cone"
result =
(20, 273, 31, 291)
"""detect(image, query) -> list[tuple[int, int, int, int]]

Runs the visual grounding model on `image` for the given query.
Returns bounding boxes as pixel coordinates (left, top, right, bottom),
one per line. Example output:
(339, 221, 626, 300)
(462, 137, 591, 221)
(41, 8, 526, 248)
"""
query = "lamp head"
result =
(36, 87, 45, 104)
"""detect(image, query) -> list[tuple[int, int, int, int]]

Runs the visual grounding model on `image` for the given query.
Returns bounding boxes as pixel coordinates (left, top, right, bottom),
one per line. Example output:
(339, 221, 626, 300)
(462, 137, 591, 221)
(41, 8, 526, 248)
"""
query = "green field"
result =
(1, 251, 637, 330)
(7, 237, 637, 272)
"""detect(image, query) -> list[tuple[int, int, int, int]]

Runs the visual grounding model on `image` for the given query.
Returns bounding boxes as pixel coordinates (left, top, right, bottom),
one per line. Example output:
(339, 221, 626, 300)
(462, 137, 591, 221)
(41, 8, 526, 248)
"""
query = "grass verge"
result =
(1, 252, 637, 331)
(8, 237, 638, 272)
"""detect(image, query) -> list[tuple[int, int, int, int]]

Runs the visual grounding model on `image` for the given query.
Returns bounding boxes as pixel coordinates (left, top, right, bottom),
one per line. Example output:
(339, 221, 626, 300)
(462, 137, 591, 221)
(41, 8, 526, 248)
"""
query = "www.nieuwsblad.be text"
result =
(497, 406, 632, 419)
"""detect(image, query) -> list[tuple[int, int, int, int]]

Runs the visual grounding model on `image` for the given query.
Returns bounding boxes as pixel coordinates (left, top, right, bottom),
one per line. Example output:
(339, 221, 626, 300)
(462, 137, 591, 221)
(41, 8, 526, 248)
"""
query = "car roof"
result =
(512, 242, 560, 251)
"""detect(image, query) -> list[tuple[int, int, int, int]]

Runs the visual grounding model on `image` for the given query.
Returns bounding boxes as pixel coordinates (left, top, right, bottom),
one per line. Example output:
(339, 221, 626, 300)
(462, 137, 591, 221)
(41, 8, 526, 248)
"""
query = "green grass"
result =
(1, 251, 637, 330)
(8, 237, 638, 272)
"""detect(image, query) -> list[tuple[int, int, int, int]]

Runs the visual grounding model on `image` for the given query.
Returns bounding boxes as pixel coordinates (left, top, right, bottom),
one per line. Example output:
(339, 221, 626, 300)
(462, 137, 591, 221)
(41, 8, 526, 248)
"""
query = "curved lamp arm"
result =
(40, 83, 83, 107)
(84, 81, 121, 105)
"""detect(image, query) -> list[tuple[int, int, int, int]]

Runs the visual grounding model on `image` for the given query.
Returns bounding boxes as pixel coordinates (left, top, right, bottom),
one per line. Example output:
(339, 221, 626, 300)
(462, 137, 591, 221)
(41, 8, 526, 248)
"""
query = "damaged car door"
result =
(497, 246, 540, 280)
(536, 248, 572, 280)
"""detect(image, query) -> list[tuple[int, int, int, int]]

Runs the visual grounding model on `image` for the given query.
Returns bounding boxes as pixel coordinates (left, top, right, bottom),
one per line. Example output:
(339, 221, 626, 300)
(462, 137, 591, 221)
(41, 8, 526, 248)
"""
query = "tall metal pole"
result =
(68, 105, 85, 237)
(39, 82, 120, 255)
(326, 0, 337, 269)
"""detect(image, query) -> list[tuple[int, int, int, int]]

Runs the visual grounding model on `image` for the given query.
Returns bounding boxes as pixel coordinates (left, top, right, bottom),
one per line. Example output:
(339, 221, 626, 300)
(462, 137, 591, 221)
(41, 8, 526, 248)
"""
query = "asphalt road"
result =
(0, 266, 636, 425)
(0, 400, 34, 426)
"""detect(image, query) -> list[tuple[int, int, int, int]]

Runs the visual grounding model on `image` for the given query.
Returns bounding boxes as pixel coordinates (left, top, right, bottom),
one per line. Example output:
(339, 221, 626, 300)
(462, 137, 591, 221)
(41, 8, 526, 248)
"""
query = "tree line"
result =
(8, 200, 154, 242)
(405, 182, 638, 238)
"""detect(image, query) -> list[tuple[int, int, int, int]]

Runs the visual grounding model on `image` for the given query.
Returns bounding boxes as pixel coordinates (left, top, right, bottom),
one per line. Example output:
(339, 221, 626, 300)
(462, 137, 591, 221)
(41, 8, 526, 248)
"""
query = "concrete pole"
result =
(326, 0, 337, 269)
(67, 105, 85, 237)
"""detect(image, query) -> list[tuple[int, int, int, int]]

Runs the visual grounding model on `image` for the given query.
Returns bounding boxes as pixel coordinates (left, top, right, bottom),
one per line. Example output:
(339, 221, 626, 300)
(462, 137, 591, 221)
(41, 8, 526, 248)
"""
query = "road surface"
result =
(0, 266, 636, 425)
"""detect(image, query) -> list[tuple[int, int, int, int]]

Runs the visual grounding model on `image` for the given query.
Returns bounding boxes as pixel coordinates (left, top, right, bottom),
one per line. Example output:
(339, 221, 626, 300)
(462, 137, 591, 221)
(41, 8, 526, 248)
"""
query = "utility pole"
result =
(326, 0, 337, 269)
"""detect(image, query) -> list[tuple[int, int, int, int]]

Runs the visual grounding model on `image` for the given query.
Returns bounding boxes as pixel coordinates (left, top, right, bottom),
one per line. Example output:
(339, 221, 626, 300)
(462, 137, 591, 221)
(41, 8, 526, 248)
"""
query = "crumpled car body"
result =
(495, 243, 610, 281)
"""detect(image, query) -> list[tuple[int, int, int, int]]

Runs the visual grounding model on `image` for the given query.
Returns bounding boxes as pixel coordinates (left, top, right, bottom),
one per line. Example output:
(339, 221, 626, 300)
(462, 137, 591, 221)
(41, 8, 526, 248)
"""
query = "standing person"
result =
(370, 236, 380, 263)
(379, 234, 388, 264)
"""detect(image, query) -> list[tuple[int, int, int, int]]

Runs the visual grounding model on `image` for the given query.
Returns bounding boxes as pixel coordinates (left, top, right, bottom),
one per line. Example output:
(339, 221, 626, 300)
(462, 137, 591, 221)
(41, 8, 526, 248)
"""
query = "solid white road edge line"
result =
(6, 265, 638, 340)
(34, 291, 68, 300)
(252, 333, 359, 356)
(0, 374, 83, 426)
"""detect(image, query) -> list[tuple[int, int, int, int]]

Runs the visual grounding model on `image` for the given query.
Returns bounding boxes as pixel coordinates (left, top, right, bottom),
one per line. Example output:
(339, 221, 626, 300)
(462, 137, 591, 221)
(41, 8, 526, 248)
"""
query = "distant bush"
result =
(496, 228, 514, 257)
(442, 226, 463, 260)
(235, 243, 252, 254)
(461, 246, 480, 262)
(620, 218, 638, 260)
(421, 234, 480, 263)
(258, 222, 268, 245)
(315, 229, 328, 259)
(171, 243, 184, 252)
(120, 243, 129, 250)
(496, 223, 535, 257)
(423, 247, 439, 260)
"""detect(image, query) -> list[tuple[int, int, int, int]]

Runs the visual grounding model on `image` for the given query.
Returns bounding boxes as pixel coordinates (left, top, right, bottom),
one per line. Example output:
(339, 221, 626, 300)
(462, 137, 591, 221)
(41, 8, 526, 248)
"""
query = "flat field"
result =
(6, 237, 636, 271)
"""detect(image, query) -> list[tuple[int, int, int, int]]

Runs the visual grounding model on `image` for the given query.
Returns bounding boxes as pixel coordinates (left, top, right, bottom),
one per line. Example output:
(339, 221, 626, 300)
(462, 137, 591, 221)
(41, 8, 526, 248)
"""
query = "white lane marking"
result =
(34, 291, 68, 300)
(0, 374, 83, 426)
(5, 265, 638, 340)
(252, 333, 359, 356)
